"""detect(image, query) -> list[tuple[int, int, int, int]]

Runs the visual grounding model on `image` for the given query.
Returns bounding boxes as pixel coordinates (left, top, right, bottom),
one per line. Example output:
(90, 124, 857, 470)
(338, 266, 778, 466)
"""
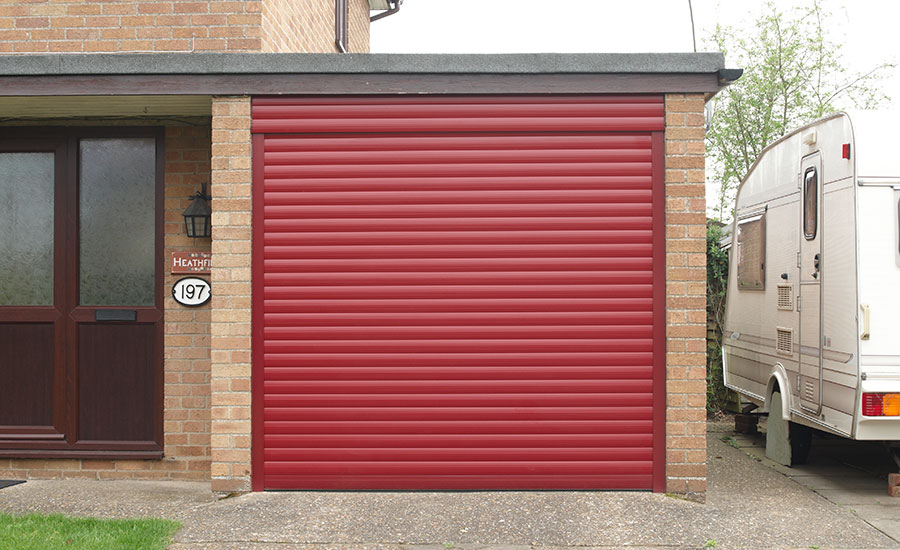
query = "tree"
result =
(705, 0, 893, 221)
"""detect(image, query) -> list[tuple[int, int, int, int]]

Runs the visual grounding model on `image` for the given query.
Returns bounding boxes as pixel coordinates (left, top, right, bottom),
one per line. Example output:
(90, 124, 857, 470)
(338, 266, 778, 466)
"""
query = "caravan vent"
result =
(777, 284, 793, 310)
(804, 379, 816, 401)
(776, 327, 793, 355)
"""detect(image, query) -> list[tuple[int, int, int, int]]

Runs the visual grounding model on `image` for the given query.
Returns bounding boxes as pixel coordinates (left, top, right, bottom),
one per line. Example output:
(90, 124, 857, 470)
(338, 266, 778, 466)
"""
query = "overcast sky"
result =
(371, 0, 900, 217)
(371, 0, 899, 101)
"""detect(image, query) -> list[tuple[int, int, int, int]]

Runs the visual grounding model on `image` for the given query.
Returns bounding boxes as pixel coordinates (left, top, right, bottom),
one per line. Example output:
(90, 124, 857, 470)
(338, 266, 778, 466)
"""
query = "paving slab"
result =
(792, 475, 889, 492)
(0, 479, 214, 518)
(815, 488, 900, 506)
(867, 521, 900, 545)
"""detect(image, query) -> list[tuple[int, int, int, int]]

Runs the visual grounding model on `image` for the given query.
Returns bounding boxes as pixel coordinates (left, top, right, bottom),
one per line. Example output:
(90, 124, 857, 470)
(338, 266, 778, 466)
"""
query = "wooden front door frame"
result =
(0, 127, 165, 459)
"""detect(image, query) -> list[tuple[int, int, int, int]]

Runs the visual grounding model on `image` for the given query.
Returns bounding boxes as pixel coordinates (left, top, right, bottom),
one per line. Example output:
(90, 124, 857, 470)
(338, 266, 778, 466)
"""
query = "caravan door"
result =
(798, 152, 823, 414)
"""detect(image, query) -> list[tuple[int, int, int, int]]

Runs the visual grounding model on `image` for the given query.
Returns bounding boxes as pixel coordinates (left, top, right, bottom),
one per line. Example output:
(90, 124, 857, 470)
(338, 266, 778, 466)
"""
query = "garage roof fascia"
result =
(0, 52, 737, 96)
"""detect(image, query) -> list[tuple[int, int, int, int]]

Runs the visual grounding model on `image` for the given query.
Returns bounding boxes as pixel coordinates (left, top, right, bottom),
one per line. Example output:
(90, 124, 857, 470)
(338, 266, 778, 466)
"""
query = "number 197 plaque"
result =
(172, 277, 211, 307)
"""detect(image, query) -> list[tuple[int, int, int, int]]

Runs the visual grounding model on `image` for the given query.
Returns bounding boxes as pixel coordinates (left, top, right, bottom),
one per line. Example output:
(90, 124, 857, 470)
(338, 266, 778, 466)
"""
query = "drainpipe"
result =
(371, 0, 401, 22)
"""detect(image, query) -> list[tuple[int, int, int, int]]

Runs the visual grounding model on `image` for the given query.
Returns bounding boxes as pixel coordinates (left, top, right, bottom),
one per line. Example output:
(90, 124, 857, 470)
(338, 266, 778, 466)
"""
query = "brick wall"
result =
(162, 123, 213, 479)
(0, 119, 213, 481)
(0, 1, 264, 53)
(663, 93, 709, 500)
(261, 0, 369, 53)
(209, 96, 253, 493)
(0, 0, 369, 53)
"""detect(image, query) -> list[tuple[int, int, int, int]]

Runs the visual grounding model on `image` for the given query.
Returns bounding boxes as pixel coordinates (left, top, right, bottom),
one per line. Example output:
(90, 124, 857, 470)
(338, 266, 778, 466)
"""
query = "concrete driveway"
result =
(719, 417, 900, 544)
(0, 429, 897, 550)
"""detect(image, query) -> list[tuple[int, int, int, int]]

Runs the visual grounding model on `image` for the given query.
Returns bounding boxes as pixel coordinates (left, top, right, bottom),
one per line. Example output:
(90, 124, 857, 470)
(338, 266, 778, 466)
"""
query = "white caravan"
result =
(722, 111, 900, 466)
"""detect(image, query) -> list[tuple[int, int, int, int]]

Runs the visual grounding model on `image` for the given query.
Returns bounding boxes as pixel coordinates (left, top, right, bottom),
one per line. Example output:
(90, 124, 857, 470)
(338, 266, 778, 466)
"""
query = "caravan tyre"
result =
(789, 421, 812, 465)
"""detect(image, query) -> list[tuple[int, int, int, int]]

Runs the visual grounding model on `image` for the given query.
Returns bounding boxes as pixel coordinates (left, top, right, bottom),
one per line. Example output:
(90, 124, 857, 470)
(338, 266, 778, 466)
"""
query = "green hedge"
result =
(706, 223, 730, 412)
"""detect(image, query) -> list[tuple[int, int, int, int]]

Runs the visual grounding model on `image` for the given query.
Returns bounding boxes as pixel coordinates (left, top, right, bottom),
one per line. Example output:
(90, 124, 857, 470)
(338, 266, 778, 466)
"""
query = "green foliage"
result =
(706, 223, 730, 412)
(705, 0, 893, 220)
(0, 513, 181, 550)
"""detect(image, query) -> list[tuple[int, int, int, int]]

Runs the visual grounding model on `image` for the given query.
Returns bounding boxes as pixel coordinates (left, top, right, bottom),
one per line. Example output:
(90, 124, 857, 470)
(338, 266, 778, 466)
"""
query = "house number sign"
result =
(172, 277, 211, 307)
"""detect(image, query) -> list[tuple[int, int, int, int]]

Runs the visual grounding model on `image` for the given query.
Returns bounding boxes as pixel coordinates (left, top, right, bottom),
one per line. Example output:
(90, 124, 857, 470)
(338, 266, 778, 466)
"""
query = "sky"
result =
(371, 1, 900, 217)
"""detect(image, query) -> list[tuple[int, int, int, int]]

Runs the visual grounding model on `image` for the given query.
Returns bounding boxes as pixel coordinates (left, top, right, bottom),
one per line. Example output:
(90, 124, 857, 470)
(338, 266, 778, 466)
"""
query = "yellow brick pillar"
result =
(663, 93, 709, 500)
(209, 96, 253, 494)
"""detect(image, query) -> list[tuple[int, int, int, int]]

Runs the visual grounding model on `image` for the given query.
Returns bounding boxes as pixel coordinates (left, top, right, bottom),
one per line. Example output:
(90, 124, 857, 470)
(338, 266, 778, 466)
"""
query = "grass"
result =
(720, 435, 740, 449)
(0, 513, 180, 550)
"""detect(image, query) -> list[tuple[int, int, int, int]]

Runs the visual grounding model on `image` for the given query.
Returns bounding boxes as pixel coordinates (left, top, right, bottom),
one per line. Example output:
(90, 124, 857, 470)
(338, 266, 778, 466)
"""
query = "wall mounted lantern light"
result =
(183, 183, 212, 239)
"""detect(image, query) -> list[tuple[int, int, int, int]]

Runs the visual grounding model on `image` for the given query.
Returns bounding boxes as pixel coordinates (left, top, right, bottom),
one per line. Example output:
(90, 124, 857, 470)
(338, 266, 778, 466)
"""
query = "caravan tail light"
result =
(862, 393, 900, 416)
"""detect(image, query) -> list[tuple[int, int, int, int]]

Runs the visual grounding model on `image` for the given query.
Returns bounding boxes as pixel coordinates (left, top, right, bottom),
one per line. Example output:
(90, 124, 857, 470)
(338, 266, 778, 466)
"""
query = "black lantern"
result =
(183, 183, 212, 239)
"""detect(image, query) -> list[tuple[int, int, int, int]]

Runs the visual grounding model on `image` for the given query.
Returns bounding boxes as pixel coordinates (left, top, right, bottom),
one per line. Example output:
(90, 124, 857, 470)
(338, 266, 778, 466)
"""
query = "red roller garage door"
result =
(251, 95, 666, 491)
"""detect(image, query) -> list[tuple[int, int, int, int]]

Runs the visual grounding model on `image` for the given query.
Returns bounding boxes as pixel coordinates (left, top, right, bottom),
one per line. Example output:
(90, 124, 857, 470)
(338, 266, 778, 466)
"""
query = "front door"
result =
(798, 151, 823, 414)
(0, 129, 163, 456)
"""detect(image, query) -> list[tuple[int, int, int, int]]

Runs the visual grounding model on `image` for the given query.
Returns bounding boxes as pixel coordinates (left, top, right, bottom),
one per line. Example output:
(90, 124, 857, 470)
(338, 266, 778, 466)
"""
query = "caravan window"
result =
(803, 167, 818, 240)
(737, 213, 766, 290)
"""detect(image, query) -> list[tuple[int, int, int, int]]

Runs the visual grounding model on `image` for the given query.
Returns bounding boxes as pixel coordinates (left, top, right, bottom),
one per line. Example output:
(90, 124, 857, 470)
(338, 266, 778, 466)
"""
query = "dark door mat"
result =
(0, 480, 25, 490)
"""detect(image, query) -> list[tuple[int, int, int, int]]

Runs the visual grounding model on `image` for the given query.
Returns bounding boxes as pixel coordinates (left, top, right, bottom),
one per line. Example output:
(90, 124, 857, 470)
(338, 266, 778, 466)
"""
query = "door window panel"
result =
(79, 138, 156, 306)
(804, 167, 818, 240)
(737, 213, 766, 290)
(0, 152, 54, 306)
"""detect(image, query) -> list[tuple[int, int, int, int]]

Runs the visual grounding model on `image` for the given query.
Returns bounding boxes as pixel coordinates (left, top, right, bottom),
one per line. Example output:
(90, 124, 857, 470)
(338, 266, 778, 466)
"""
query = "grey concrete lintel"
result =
(0, 52, 727, 77)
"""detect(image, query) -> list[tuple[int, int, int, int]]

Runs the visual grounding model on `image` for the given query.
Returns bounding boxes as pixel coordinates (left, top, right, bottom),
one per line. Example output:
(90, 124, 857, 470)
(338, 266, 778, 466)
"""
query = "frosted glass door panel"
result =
(0, 153, 54, 306)
(79, 138, 156, 306)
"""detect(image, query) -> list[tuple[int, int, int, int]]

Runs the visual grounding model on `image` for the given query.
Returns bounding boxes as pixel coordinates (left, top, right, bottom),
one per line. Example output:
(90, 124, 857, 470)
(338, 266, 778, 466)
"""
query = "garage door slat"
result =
(264, 433, 653, 448)
(263, 407, 652, 422)
(261, 134, 653, 153)
(264, 148, 651, 165)
(263, 285, 652, 301)
(264, 325, 653, 340)
(262, 368, 653, 382)
(264, 257, 653, 273)
(266, 216, 652, 232)
(264, 448, 653, 462)
(263, 312, 653, 326)
(263, 298, 653, 314)
(263, 352, 653, 368)
(264, 271, 653, 285)
(263, 339, 653, 354)
(263, 393, 653, 406)
(263, 475, 653, 491)
(265, 176, 652, 192)
(265, 161, 650, 179)
(264, 190, 652, 205)
(264, 420, 654, 435)
(263, 379, 652, 394)
(262, 244, 653, 260)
